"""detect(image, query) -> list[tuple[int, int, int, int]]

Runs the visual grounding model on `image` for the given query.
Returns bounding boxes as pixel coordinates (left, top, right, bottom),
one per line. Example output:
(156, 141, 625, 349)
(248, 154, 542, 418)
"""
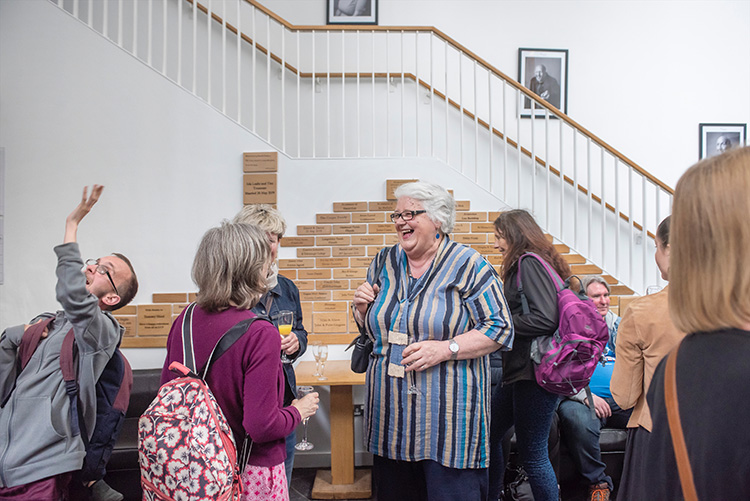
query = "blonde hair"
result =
(192, 222, 270, 312)
(670, 146, 750, 332)
(233, 204, 287, 238)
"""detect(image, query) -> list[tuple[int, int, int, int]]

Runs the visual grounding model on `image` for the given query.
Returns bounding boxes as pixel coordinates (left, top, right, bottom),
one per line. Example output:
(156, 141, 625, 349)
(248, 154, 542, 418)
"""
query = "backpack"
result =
(9, 315, 132, 481)
(139, 303, 262, 501)
(516, 253, 608, 396)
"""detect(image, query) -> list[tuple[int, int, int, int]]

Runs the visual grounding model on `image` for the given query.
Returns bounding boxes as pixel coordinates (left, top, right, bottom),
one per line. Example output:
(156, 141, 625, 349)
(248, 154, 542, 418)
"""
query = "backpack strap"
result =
(59, 328, 86, 442)
(516, 253, 564, 315)
(19, 317, 55, 371)
(179, 302, 268, 470)
(113, 351, 133, 413)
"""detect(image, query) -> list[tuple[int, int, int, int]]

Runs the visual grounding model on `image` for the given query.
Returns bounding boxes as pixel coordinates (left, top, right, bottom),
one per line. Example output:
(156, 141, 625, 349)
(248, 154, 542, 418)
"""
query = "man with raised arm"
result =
(0, 185, 138, 500)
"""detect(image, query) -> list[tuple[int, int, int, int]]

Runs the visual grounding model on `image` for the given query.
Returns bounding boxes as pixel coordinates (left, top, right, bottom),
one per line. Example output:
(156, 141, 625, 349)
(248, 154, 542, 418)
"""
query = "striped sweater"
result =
(363, 238, 513, 469)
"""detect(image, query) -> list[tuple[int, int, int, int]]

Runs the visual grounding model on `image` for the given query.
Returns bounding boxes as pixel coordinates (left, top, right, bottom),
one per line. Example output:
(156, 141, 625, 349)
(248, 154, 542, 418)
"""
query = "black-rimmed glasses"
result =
(85, 259, 119, 295)
(390, 210, 427, 222)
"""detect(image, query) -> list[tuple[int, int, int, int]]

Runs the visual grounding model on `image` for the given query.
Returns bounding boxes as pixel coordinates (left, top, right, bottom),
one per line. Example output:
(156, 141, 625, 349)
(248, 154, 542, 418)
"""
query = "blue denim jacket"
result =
(251, 275, 308, 405)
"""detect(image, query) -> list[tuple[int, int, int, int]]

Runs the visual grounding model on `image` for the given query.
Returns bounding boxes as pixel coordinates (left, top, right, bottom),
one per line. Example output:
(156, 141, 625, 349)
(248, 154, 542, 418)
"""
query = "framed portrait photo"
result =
(518, 48, 568, 118)
(327, 0, 378, 25)
(699, 123, 747, 159)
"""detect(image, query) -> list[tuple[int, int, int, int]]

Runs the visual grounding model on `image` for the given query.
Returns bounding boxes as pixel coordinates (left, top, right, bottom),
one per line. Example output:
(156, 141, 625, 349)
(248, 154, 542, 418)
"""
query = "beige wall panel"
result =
(317, 213, 350, 224)
(243, 151, 278, 172)
(297, 247, 331, 257)
(333, 202, 367, 212)
(243, 173, 277, 204)
(152, 293, 188, 303)
(317, 236, 351, 246)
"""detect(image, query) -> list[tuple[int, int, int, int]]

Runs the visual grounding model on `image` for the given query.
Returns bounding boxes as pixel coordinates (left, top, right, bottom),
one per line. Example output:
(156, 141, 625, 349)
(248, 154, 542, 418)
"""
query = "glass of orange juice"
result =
(277, 310, 294, 363)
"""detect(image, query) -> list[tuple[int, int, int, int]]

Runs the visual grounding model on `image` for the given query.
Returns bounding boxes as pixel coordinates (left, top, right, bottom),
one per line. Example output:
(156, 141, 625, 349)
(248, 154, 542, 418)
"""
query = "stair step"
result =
(610, 284, 635, 296)
(554, 243, 570, 254)
(571, 264, 603, 275)
(562, 254, 586, 264)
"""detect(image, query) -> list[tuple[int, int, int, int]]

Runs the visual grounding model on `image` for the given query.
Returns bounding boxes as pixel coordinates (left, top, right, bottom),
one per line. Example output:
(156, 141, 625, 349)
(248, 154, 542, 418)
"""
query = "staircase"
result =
(48, 0, 662, 334)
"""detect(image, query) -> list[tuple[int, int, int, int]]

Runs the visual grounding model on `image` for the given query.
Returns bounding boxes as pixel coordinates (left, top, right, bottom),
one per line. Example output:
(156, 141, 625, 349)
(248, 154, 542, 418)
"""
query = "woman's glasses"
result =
(390, 210, 426, 222)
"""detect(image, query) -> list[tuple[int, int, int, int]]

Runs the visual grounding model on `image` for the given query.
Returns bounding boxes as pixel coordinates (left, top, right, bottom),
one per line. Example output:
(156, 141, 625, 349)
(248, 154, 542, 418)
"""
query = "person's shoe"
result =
(588, 481, 610, 501)
(89, 479, 124, 501)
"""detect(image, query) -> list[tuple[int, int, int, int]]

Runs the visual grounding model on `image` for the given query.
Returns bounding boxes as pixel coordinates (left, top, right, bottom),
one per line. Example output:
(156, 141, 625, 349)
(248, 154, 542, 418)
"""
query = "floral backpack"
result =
(138, 303, 261, 500)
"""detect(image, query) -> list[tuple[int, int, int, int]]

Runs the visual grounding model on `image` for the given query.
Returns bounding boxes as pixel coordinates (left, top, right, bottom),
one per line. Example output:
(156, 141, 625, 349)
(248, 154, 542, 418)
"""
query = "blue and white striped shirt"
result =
(363, 238, 513, 469)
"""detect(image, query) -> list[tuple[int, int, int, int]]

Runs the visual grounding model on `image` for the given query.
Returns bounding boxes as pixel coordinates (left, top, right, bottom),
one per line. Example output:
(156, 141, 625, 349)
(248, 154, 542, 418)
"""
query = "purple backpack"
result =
(517, 253, 609, 396)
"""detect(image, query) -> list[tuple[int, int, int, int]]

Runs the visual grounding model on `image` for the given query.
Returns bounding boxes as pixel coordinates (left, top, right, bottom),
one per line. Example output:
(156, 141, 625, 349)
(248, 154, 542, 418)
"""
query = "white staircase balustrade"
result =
(52, 0, 673, 294)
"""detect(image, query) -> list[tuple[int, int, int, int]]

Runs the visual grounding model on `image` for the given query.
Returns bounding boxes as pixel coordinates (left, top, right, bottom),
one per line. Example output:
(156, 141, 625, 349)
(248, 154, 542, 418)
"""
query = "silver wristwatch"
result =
(449, 339, 460, 360)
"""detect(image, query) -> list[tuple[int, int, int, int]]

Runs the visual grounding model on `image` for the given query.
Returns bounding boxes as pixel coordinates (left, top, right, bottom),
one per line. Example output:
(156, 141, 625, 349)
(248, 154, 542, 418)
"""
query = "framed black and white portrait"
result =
(699, 123, 746, 159)
(518, 48, 568, 118)
(327, 0, 378, 25)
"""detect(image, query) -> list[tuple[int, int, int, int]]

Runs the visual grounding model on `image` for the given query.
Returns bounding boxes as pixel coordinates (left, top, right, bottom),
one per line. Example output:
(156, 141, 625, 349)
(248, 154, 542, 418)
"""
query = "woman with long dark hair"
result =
(490, 209, 571, 500)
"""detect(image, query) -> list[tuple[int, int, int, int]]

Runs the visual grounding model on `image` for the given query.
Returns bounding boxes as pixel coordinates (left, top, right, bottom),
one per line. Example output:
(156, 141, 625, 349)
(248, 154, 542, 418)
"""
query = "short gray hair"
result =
(582, 275, 610, 295)
(233, 204, 287, 238)
(192, 222, 270, 312)
(393, 181, 456, 234)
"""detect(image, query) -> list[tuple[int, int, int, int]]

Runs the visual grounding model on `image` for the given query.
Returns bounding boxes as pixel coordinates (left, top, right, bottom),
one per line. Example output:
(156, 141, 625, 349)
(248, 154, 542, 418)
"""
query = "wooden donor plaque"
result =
(243, 152, 278, 172)
(243, 174, 277, 204)
(386, 179, 419, 201)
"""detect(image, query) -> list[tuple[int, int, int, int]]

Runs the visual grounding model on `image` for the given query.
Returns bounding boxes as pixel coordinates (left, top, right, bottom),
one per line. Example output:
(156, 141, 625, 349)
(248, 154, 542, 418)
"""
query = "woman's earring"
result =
(436, 233, 440, 239)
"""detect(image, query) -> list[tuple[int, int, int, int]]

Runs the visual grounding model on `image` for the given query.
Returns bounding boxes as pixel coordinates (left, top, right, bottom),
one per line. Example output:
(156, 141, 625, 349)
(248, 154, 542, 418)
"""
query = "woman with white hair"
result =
(352, 181, 513, 500)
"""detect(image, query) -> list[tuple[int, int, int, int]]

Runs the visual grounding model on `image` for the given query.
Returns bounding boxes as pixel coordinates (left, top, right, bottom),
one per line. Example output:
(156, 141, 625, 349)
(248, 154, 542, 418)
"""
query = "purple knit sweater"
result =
(161, 305, 301, 467)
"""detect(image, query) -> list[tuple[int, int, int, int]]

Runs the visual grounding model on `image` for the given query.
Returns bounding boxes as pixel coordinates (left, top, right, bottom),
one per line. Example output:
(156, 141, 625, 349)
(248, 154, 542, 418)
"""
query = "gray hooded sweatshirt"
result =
(0, 242, 122, 487)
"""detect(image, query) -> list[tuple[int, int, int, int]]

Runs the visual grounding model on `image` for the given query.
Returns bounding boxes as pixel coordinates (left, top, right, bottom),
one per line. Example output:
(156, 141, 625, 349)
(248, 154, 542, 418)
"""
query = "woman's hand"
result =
(292, 392, 319, 420)
(352, 281, 380, 322)
(402, 340, 450, 372)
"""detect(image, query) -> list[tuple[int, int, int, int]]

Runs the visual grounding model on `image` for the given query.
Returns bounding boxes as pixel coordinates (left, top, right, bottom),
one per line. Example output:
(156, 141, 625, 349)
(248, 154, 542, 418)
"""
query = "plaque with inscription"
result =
(243, 152, 278, 172)
(243, 173, 277, 204)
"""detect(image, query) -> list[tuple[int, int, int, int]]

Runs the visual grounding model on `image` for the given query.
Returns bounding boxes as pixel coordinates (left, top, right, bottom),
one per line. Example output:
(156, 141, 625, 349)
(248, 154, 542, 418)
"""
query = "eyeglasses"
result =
(390, 210, 427, 222)
(85, 259, 119, 296)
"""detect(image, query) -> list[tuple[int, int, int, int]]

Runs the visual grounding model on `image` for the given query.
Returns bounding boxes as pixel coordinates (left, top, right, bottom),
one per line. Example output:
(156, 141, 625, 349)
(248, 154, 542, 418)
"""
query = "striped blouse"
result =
(363, 237, 514, 469)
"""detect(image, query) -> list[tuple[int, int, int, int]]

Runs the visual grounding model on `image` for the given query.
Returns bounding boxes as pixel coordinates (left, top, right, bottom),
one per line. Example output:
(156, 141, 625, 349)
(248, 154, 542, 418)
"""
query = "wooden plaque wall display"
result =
(243, 152, 278, 172)
(243, 173, 277, 204)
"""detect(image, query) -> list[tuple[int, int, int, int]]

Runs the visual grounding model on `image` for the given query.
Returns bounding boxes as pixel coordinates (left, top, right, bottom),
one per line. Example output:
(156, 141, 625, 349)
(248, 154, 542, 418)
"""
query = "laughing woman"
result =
(352, 181, 513, 501)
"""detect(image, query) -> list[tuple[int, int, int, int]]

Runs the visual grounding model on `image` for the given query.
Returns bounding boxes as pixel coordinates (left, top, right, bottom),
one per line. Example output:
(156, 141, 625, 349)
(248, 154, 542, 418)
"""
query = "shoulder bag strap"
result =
(516, 253, 563, 315)
(665, 344, 698, 501)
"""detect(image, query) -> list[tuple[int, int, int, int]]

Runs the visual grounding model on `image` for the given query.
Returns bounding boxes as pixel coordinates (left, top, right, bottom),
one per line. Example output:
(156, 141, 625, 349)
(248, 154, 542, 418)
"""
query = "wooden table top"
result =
(295, 360, 366, 386)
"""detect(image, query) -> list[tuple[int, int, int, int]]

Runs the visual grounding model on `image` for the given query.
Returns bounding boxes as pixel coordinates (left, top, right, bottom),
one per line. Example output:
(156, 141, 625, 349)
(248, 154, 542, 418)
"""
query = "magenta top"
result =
(161, 305, 301, 467)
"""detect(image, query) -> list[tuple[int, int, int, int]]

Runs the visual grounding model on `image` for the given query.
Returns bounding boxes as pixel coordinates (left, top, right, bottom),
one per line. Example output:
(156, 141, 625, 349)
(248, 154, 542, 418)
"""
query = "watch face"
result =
(450, 341, 459, 353)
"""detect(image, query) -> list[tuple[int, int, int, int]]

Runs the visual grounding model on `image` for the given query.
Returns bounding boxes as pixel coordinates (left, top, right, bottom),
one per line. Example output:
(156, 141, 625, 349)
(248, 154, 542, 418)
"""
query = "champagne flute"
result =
(313, 343, 328, 381)
(277, 310, 294, 363)
(407, 340, 421, 395)
(294, 386, 315, 451)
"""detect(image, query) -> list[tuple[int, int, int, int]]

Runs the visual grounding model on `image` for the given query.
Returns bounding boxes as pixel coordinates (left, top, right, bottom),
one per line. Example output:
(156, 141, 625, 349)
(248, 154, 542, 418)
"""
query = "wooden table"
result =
(295, 360, 371, 499)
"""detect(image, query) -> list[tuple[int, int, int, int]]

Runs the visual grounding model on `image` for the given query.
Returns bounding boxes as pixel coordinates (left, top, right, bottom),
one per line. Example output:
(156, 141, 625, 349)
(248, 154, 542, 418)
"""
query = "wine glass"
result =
(406, 340, 421, 395)
(276, 310, 294, 363)
(312, 343, 328, 381)
(294, 386, 315, 451)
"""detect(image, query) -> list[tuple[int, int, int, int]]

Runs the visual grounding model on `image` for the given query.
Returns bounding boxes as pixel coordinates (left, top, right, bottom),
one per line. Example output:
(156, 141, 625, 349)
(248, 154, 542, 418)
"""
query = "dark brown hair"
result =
(494, 209, 571, 283)
(109, 252, 138, 311)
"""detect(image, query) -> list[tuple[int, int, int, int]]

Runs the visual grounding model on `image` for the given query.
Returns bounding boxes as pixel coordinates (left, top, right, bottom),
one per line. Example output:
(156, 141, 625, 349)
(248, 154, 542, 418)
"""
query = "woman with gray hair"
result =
(233, 204, 309, 487)
(352, 181, 513, 499)
(161, 222, 318, 501)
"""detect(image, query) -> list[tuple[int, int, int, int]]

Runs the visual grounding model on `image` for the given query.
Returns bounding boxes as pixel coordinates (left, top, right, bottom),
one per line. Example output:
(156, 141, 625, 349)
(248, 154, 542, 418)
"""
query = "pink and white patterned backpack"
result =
(138, 304, 259, 501)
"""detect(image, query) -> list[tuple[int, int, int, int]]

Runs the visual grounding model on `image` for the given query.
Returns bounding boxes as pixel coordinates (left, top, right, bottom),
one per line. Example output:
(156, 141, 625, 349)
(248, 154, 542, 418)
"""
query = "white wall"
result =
(0, 0, 509, 354)
(258, 0, 750, 189)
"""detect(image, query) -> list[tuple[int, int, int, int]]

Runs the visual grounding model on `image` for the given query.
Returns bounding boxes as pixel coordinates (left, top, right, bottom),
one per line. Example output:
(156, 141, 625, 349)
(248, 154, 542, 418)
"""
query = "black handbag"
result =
(346, 248, 389, 373)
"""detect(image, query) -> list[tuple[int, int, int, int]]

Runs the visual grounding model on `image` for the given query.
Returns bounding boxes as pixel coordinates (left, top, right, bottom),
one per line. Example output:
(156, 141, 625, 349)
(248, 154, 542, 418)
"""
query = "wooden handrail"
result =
(185, 0, 666, 237)
(239, 0, 672, 195)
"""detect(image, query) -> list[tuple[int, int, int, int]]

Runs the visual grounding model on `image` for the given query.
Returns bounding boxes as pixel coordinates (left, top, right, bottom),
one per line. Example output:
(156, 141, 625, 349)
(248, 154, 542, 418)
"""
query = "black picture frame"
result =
(327, 0, 378, 25)
(518, 48, 568, 118)
(699, 123, 747, 159)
